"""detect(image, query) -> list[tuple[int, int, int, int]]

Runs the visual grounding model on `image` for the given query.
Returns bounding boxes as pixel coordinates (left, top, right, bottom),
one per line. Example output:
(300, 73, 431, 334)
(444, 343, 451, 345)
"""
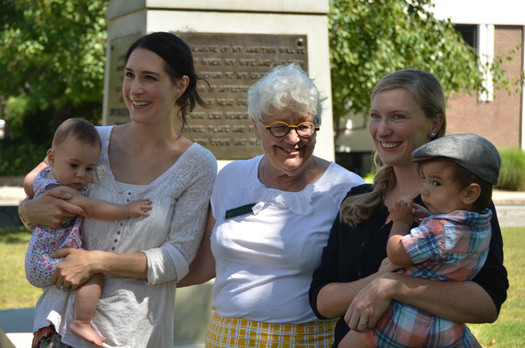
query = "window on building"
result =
(455, 24, 478, 55)
(455, 23, 494, 102)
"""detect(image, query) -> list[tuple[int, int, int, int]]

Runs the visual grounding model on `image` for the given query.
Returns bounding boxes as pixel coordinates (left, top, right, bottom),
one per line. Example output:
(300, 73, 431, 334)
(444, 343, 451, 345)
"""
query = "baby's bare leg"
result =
(339, 330, 370, 348)
(70, 273, 106, 347)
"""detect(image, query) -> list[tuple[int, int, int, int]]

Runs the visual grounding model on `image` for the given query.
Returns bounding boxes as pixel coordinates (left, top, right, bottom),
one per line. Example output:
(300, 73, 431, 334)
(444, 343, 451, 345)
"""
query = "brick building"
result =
(434, 0, 525, 150)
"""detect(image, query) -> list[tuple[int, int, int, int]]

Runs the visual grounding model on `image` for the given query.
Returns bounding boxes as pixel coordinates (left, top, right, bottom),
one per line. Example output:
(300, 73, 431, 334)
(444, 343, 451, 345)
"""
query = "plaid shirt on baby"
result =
(363, 209, 492, 347)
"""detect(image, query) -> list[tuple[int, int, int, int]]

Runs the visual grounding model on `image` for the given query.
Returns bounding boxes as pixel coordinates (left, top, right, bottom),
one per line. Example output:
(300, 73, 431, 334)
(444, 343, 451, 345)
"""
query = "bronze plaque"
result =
(105, 32, 308, 160)
(179, 32, 308, 159)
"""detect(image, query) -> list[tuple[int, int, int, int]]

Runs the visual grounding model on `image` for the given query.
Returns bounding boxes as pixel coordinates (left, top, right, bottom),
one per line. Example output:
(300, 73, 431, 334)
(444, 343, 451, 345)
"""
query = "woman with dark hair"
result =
(124, 32, 207, 131)
(309, 69, 508, 347)
(19, 32, 217, 348)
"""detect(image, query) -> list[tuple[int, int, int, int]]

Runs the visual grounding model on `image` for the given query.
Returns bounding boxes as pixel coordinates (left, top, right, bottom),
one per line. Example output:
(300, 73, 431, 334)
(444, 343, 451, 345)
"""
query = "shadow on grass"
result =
(0, 226, 31, 244)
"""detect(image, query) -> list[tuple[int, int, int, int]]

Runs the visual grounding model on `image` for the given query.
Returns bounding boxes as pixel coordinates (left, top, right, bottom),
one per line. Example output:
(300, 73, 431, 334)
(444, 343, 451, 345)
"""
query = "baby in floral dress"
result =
(25, 118, 152, 347)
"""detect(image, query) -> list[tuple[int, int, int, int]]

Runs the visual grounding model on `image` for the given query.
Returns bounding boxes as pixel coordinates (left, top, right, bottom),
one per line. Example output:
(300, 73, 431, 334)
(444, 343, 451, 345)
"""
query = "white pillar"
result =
(478, 24, 495, 102)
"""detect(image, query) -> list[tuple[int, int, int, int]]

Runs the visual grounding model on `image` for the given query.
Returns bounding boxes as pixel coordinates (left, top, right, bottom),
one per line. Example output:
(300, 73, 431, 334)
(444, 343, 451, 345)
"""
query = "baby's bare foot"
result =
(70, 320, 106, 347)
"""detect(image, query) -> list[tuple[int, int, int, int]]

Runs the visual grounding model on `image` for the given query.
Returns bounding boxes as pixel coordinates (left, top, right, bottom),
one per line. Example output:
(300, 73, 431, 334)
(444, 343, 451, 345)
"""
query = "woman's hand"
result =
(50, 248, 99, 290)
(344, 272, 399, 332)
(23, 186, 87, 229)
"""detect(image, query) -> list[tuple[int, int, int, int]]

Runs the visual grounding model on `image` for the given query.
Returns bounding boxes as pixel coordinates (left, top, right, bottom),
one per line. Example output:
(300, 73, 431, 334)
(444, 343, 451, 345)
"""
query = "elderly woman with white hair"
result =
(178, 63, 364, 347)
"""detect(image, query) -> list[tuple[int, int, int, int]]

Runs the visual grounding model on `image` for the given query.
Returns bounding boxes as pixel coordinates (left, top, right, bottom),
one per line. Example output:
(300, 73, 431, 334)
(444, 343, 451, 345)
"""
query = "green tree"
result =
(329, 0, 518, 121)
(0, 0, 108, 143)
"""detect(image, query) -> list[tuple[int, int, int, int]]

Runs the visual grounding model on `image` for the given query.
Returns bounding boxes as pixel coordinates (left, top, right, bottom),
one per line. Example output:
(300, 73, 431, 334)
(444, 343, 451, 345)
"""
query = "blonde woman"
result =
(309, 70, 508, 347)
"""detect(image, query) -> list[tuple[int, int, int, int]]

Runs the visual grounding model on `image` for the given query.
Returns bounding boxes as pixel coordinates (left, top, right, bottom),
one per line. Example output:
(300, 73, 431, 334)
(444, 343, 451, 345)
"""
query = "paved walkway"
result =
(0, 308, 33, 348)
(3, 186, 524, 225)
(0, 186, 26, 206)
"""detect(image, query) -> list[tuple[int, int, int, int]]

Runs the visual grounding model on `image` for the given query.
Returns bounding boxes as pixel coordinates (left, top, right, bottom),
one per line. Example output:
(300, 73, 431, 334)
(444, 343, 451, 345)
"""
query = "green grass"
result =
(1, 227, 523, 346)
(0, 226, 41, 309)
(468, 227, 525, 347)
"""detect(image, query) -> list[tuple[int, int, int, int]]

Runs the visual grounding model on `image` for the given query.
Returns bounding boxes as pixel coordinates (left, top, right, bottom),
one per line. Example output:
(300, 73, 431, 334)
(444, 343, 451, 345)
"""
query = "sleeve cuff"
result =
(144, 244, 189, 285)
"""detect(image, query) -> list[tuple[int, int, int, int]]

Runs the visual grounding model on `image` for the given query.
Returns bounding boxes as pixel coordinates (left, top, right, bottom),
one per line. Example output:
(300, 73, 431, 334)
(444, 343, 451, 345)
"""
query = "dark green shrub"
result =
(497, 149, 525, 191)
(0, 138, 49, 176)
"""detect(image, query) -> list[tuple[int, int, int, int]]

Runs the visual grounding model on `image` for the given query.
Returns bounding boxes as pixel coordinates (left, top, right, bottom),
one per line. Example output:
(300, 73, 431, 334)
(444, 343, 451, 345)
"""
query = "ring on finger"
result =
(359, 321, 368, 326)
(60, 217, 71, 228)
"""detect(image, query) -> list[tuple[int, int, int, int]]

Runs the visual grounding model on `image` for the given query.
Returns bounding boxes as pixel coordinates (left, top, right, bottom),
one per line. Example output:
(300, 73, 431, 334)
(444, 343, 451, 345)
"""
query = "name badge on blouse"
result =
(225, 203, 256, 219)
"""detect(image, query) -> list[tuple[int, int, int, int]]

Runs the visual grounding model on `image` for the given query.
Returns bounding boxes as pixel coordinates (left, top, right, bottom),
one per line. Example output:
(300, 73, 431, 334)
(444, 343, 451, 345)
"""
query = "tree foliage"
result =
(0, 0, 108, 143)
(328, 0, 517, 120)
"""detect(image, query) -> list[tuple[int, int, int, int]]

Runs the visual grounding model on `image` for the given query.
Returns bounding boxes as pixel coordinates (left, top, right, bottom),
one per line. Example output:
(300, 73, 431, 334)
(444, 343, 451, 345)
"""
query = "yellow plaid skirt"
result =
(205, 313, 337, 348)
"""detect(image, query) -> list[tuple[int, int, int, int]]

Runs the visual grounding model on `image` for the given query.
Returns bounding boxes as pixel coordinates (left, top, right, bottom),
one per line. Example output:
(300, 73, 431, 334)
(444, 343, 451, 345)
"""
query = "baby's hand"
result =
(126, 199, 152, 217)
(411, 203, 431, 223)
(388, 201, 413, 225)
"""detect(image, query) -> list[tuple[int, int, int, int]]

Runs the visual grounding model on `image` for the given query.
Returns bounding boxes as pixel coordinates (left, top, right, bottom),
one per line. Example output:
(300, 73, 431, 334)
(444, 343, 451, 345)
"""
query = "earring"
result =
(430, 132, 436, 137)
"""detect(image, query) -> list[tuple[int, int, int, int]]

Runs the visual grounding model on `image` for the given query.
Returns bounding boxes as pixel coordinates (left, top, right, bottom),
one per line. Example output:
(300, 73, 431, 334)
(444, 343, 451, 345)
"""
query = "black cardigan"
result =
(309, 184, 509, 347)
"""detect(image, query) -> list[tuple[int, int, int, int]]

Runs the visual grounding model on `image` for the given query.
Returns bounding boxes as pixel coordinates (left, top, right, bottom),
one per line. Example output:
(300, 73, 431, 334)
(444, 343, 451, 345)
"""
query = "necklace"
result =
(260, 158, 306, 192)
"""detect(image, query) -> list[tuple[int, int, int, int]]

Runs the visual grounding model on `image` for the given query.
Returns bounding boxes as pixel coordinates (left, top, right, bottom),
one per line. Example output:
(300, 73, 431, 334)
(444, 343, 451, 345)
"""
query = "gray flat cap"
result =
(412, 133, 500, 185)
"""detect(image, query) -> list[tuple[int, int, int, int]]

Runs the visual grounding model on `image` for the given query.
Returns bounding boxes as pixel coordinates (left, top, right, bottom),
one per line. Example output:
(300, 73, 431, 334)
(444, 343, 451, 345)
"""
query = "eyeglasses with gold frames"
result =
(259, 120, 320, 138)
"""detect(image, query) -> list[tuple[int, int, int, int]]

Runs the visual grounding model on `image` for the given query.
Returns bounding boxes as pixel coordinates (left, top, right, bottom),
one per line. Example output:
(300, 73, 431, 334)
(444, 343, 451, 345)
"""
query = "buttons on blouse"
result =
(112, 231, 121, 250)
(113, 218, 126, 251)
(111, 191, 134, 252)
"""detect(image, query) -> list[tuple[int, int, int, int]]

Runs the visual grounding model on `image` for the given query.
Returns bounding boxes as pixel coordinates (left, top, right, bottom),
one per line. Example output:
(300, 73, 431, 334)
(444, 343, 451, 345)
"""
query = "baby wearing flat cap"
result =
(343, 133, 499, 348)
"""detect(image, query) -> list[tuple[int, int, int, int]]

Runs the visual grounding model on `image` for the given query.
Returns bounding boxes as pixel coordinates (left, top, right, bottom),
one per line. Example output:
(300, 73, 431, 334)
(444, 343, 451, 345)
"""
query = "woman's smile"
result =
(278, 145, 301, 155)
(130, 100, 151, 109)
(379, 141, 402, 150)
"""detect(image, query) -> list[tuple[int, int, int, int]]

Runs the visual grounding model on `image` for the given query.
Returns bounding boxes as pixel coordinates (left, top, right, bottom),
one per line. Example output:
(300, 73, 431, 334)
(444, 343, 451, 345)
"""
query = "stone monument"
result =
(103, 1, 332, 346)
(104, 0, 334, 165)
